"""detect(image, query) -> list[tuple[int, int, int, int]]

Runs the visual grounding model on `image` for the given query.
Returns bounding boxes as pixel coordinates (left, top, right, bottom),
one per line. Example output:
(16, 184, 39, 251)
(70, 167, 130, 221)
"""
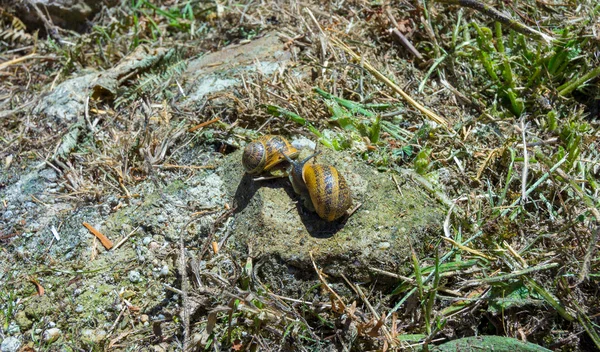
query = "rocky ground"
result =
(1, 0, 599, 351)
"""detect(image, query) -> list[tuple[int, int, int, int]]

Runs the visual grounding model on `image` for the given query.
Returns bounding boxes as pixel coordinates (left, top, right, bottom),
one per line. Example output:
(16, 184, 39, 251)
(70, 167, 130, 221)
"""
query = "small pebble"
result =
(142, 236, 152, 246)
(0, 336, 21, 352)
(6, 321, 20, 335)
(378, 242, 391, 250)
(75, 305, 84, 313)
(81, 328, 107, 345)
(159, 265, 169, 277)
(128, 270, 141, 283)
(43, 328, 61, 343)
(140, 314, 149, 323)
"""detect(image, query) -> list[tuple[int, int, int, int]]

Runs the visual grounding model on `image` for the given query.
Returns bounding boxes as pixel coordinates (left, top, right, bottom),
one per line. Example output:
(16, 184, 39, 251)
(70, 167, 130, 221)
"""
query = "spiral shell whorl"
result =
(242, 140, 267, 174)
(242, 135, 298, 175)
(303, 164, 352, 222)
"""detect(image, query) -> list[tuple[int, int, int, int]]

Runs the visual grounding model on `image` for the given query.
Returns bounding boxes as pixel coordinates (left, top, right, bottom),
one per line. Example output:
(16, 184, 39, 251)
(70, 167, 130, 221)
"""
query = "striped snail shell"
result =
(242, 135, 299, 175)
(283, 152, 352, 222)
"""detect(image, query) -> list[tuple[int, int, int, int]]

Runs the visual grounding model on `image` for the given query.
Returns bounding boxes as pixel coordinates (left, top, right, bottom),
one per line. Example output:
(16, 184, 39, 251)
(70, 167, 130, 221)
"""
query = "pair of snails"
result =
(242, 135, 352, 222)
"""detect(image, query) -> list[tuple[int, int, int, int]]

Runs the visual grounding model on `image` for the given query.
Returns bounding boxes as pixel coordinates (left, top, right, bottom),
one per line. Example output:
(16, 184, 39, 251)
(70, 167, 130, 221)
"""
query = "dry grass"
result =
(1, 0, 599, 351)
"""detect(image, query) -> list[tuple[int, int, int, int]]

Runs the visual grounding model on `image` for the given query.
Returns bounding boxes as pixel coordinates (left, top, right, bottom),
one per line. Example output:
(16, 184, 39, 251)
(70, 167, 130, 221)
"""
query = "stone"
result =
(220, 147, 445, 283)
(42, 328, 61, 343)
(0, 336, 21, 352)
(184, 32, 290, 103)
(128, 270, 141, 283)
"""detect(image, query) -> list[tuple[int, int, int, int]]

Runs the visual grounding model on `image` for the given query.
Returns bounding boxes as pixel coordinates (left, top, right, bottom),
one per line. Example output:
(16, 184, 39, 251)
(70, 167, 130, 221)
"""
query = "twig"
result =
(391, 175, 403, 196)
(329, 37, 449, 129)
(368, 267, 415, 284)
(385, 8, 423, 60)
(112, 226, 140, 251)
(153, 164, 215, 170)
(396, 167, 465, 216)
(342, 275, 396, 347)
(83, 222, 113, 250)
(463, 262, 558, 285)
(520, 118, 529, 203)
(188, 117, 220, 132)
(434, 0, 555, 43)
(579, 226, 599, 284)
(0, 54, 57, 71)
(500, 154, 568, 217)
(309, 251, 346, 312)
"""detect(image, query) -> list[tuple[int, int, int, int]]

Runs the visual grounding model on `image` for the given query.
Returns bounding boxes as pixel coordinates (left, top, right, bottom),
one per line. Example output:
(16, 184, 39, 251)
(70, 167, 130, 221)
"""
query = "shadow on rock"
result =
(232, 172, 259, 215)
(233, 173, 347, 239)
(280, 182, 346, 239)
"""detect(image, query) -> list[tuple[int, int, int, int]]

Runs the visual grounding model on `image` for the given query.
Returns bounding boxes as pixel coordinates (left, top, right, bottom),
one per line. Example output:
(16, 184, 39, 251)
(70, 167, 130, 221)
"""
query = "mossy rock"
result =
(220, 145, 445, 283)
(429, 336, 552, 352)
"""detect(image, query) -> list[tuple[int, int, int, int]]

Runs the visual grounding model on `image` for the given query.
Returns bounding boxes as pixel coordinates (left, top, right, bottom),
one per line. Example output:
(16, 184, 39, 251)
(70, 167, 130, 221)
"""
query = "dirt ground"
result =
(1, 0, 600, 351)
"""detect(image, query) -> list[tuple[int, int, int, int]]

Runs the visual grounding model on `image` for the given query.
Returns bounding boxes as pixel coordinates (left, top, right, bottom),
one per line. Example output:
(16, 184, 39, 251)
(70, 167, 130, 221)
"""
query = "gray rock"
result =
(80, 328, 107, 346)
(35, 47, 170, 127)
(0, 336, 21, 352)
(128, 270, 141, 283)
(184, 32, 290, 103)
(6, 321, 20, 335)
(39, 168, 58, 182)
(221, 147, 445, 283)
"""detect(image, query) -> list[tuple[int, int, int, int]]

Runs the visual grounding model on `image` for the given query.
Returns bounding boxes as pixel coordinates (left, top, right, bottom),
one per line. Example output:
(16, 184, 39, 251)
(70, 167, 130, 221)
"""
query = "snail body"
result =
(284, 152, 352, 222)
(242, 135, 299, 175)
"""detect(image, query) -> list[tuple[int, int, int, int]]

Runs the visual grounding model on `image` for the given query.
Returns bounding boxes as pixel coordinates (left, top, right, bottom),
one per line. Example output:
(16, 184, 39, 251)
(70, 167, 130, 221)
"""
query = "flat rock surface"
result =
(183, 32, 290, 102)
(219, 146, 445, 280)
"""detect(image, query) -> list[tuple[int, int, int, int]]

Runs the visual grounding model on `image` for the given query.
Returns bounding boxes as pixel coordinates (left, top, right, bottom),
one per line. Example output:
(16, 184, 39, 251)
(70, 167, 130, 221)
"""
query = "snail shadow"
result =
(278, 182, 347, 239)
(232, 172, 259, 215)
(232, 173, 346, 239)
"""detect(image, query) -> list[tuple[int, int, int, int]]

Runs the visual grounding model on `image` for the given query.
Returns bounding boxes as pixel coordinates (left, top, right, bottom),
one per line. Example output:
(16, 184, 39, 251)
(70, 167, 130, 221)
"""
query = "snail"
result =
(282, 151, 352, 222)
(242, 135, 299, 175)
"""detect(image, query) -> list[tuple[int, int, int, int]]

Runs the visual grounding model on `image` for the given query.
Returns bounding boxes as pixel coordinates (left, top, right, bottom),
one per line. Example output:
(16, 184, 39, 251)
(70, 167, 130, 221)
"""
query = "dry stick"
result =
(385, 8, 423, 60)
(82, 222, 113, 250)
(112, 226, 140, 251)
(520, 119, 529, 203)
(309, 251, 346, 312)
(341, 274, 396, 347)
(499, 154, 568, 217)
(463, 262, 558, 285)
(396, 167, 465, 216)
(0, 54, 57, 71)
(179, 236, 190, 351)
(434, 0, 555, 43)
(188, 117, 220, 133)
(579, 226, 599, 284)
(154, 164, 216, 170)
(540, 161, 600, 283)
(329, 37, 449, 129)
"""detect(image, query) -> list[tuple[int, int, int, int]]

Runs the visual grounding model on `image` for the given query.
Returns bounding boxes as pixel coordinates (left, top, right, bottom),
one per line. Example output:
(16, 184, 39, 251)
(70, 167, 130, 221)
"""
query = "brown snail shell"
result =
(284, 152, 352, 222)
(242, 135, 299, 175)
